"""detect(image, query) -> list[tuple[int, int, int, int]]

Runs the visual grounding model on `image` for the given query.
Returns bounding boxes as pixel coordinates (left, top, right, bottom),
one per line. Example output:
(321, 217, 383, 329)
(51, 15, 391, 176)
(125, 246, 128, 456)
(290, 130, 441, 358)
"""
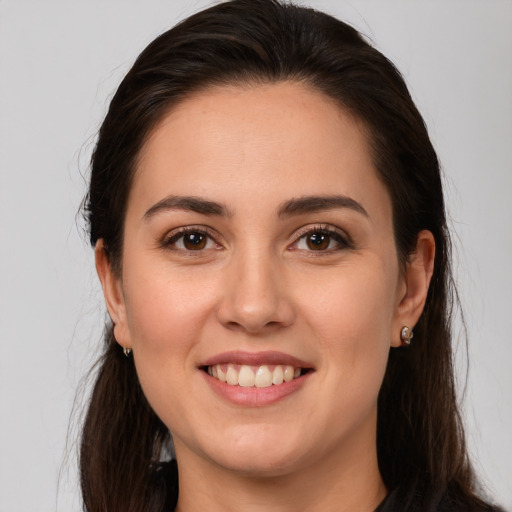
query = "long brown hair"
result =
(81, 1, 500, 510)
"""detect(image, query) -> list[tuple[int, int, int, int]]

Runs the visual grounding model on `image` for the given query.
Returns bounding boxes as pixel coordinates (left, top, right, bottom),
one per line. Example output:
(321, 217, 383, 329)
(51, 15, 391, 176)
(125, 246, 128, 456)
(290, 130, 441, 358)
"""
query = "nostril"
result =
(215, 270, 296, 333)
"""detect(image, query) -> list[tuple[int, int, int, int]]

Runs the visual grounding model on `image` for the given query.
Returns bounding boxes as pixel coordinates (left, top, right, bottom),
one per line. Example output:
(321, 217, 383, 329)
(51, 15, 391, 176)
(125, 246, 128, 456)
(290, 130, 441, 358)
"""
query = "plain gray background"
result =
(0, 1, 511, 510)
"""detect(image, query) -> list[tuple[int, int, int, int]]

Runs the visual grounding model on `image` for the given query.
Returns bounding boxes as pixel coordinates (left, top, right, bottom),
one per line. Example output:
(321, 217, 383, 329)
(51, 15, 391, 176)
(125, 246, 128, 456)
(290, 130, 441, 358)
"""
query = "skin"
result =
(96, 82, 435, 512)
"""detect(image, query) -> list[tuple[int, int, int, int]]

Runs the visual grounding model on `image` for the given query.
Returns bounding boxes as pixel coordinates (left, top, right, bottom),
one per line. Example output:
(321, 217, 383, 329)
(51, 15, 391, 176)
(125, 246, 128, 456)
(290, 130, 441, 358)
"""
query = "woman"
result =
(80, 0, 503, 510)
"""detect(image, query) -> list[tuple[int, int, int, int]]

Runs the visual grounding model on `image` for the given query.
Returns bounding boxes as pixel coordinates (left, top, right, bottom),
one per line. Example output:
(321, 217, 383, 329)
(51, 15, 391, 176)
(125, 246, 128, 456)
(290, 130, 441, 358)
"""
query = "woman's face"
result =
(100, 82, 420, 478)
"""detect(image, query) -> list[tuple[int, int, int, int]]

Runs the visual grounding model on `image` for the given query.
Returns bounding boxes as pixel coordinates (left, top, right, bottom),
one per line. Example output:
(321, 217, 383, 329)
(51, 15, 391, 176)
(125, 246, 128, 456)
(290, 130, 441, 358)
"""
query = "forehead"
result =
(132, 81, 391, 221)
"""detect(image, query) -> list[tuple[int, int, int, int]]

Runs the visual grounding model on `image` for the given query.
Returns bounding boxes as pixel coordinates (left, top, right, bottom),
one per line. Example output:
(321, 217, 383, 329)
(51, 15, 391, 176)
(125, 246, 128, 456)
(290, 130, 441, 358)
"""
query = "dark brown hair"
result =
(81, 1, 500, 511)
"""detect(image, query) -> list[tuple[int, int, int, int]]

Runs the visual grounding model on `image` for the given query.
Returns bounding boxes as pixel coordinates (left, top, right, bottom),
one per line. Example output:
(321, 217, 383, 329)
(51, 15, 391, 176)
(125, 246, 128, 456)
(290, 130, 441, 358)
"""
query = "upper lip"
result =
(200, 350, 313, 369)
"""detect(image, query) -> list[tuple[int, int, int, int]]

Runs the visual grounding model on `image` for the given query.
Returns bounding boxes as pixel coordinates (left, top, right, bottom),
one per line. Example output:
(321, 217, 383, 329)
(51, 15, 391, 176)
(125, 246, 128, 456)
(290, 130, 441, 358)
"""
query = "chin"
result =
(201, 427, 311, 477)
(214, 451, 307, 478)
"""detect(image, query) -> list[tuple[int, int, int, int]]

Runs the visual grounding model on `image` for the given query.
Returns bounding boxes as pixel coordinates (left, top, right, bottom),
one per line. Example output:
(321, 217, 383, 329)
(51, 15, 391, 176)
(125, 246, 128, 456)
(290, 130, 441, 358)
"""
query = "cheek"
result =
(122, 263, 219, 353)
(301, 261, 397, 344)
(120, 265, 222, 424)
(297, 258, 398, 396)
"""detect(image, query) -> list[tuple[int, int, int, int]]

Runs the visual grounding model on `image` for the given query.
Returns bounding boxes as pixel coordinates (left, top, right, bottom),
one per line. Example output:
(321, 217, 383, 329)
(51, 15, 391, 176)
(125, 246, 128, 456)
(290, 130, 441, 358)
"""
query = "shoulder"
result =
(376, 485, 505, 512)
(438, 491, 505, 512)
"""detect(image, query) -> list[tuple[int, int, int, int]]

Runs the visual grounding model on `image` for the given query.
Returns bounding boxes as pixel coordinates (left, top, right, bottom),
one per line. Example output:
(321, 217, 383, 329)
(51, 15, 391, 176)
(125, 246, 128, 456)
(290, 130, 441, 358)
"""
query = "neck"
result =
(174, 420, 386, 512)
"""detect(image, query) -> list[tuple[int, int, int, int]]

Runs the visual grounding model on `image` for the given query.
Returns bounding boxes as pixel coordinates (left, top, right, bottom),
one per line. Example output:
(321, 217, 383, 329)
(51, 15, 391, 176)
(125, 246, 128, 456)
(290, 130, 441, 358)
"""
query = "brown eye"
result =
(292, 227, 350, 253)
(164, 228, 219, 252)
(182, 232, 207, 250)
(306, 232, 331, 250)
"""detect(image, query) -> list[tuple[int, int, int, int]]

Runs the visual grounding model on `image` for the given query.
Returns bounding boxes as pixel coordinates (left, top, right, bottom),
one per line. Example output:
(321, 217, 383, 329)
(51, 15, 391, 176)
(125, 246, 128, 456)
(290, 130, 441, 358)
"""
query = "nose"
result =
(216, 249, 295, 334)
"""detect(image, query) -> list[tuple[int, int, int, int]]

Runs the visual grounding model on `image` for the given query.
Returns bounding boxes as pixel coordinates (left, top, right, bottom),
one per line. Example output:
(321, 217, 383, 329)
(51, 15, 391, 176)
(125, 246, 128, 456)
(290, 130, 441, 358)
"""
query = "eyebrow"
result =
(143, 194, 368, 221)
(143, 195, 232, 220)
(277, 195, 368, 219)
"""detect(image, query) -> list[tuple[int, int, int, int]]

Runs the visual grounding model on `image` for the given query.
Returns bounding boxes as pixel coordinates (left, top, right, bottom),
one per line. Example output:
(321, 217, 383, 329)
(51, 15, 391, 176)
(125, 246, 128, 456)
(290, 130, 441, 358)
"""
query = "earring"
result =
(123, 347, 132, 357)
(400, 326, 414, 345)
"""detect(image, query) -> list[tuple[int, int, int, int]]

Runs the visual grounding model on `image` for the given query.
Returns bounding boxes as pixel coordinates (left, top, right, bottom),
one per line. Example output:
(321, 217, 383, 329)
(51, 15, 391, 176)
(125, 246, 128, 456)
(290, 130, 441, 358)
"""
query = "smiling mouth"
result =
(203, 364, 311, 388)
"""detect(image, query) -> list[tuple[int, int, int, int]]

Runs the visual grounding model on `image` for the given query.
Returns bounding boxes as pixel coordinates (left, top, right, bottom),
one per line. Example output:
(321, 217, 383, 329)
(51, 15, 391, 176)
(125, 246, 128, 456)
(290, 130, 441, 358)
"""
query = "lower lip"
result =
(201, 370, 311, 407)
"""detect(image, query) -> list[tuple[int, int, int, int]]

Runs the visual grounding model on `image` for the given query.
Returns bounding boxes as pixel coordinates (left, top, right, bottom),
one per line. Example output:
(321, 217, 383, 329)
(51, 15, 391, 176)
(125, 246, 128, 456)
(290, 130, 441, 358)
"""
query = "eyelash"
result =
(162, 226, 221, 253)
(161, 224, 352, 254)
(291, 224, 352, 253)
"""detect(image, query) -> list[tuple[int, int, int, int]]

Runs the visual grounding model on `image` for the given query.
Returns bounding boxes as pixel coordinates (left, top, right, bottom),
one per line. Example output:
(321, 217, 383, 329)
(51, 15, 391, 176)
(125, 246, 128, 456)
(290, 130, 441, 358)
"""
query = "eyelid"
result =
(162, 225, 222, 250)
(289, 223, 352, 251)
(160, 223, 351, 253)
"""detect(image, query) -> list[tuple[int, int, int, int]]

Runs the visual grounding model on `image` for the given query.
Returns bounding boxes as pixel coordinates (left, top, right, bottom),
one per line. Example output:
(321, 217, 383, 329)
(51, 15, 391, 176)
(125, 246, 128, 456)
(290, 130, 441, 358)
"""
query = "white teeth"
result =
(238, 365, 255, 387)
(272, 365, 284, 385)
(254, 365, 273, 388)
(283, 365, 294, 382)
(217, 366, 226, 383)
(226, 365, 239, 386)
(207, 363, 305, 387)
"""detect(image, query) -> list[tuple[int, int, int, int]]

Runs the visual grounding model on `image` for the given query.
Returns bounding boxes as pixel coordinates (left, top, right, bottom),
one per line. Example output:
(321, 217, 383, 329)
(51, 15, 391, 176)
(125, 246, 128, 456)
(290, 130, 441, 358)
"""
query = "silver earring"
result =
(400, 326, 414, 345)
(123, 347, 132, 357)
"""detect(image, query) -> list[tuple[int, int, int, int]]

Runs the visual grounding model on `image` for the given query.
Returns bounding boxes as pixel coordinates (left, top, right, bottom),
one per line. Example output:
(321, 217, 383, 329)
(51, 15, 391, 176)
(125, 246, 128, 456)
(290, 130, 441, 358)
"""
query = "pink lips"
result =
(199, 351, 314, 407)
(200, 350, 312, 368)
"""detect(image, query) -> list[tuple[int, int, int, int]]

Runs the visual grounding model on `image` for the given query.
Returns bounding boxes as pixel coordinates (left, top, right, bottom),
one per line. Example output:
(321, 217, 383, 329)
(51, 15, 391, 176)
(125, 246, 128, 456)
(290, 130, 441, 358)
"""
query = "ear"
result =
(95, 240, 132, 350)
(391, 230, 435, 347)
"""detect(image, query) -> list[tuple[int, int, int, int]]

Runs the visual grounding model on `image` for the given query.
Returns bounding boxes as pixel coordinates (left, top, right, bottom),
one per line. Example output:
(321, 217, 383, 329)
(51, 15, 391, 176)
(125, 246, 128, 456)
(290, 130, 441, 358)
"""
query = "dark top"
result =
(155, 461, 504, 512)
(375, 486, 504, 512)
